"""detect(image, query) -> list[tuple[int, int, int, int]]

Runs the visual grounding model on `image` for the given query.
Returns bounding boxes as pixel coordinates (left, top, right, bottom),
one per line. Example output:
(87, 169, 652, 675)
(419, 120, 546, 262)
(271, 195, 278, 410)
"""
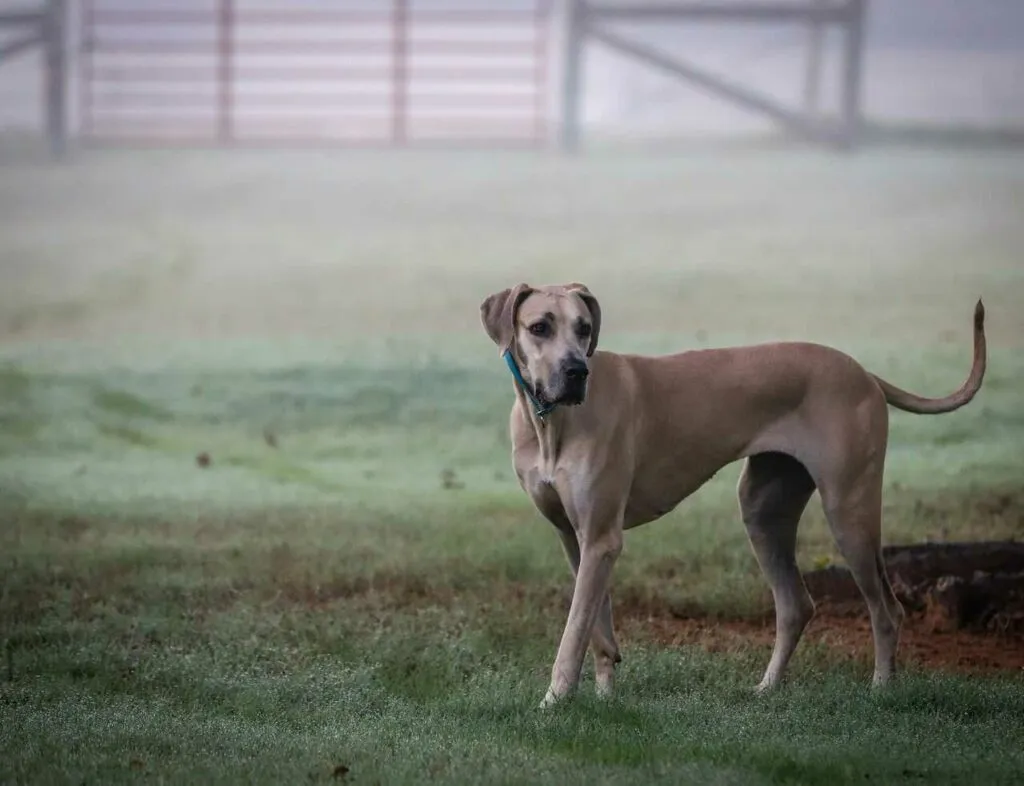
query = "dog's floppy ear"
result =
(567, 283, 602, 357)
(480, 283, 534, 355)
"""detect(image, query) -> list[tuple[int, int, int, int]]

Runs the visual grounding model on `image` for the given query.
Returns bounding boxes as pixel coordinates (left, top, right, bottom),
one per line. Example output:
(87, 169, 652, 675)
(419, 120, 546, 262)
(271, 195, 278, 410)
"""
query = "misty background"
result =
(2, 0, 1023, 141)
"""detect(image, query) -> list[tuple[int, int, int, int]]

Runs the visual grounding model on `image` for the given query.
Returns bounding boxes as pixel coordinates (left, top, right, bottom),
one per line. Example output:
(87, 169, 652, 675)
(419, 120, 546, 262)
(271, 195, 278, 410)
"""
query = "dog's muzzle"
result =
(557, 357, 590, 405)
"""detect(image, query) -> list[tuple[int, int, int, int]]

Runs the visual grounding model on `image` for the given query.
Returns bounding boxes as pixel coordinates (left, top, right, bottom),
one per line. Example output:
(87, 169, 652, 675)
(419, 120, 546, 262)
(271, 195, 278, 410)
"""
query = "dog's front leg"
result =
(541, 529, 623, 707)
(553, 526, 621, 698)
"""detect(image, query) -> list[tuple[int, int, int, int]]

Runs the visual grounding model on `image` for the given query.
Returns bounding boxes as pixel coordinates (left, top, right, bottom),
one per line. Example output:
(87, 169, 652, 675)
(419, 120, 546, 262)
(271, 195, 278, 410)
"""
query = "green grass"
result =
(4, 626, 1023, 785)
(2, 149, 1024, 784)
(4, 499, 1024, 785)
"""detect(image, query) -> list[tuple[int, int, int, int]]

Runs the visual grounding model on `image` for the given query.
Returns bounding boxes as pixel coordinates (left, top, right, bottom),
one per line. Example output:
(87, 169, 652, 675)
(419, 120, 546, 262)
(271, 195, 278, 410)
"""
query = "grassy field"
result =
(2, 147, 1024, 784)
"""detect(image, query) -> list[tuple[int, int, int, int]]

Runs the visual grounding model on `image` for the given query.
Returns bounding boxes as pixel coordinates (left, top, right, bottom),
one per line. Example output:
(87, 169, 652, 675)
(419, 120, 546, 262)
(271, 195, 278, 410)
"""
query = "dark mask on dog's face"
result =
(480, 283, 601, 407)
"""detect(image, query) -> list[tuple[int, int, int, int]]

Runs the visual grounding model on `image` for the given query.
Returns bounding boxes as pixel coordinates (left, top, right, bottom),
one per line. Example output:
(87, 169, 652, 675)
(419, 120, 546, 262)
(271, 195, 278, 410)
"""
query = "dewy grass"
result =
(2, 586, 1023, 786)
(3, 488, 1024, 784)
(2, 149, 1024, 784)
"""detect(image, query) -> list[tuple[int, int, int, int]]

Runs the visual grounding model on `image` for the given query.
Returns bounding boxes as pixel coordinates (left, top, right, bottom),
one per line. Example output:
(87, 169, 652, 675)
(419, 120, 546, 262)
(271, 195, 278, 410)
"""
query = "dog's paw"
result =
(753, 679, 777, 696)
(539, 688, 562, 709)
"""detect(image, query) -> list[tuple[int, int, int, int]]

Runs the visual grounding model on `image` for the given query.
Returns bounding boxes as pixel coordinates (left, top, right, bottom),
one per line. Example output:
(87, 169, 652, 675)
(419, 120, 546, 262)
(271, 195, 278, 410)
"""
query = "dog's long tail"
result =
(871, 299, 986, 415)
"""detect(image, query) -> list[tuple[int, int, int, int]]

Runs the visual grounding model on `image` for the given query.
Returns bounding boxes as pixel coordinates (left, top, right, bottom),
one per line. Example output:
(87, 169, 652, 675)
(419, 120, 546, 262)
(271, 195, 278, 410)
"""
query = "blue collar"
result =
(503, 349, 556, 419)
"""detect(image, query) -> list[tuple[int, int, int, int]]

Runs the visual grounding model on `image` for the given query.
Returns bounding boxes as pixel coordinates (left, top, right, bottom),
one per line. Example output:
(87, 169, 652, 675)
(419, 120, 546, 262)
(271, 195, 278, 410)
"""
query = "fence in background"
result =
(562, 0, 867, 150)
(0, 0, 67, 154)
(79, 0, 552, 146)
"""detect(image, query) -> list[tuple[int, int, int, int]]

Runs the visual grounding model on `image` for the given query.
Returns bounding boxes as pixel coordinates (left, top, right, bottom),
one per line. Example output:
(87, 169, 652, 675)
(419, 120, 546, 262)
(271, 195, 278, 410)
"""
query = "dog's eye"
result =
(576, 323, 592, 339)
(529, 322, 550, 338)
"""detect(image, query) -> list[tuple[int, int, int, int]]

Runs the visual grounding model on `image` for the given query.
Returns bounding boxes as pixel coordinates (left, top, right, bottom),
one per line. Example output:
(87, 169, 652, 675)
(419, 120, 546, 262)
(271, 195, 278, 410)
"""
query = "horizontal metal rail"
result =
(89, 93, 538, 109)
(0, 30, 41, 60)
(90, 9, 541, 24)
(584, 2, 850, 23)
(87, 40, 539, 56)
(89, 65, 540, 83)
(0, 9, 44, 27)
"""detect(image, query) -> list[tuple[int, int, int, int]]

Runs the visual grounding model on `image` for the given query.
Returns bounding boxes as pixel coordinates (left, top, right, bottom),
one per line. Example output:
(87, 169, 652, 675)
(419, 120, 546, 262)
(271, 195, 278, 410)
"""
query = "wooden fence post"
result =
(44, 0, 67, 157)
(218, 0, 235, 143)
(560, 0, 585, 152)
(840, 0, 866, 148)
(392, 0, 409, 144)
(803, 0, 825, 116)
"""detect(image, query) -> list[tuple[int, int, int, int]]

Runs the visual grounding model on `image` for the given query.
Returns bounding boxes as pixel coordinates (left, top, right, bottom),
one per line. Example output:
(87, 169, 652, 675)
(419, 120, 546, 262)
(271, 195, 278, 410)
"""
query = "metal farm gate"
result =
(79, 1, 553, 146)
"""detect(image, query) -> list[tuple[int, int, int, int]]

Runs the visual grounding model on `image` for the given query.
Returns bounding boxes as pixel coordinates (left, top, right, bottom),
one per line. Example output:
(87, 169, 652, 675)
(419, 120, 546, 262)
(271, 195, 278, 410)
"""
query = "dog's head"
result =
(480, 282, 601, 408)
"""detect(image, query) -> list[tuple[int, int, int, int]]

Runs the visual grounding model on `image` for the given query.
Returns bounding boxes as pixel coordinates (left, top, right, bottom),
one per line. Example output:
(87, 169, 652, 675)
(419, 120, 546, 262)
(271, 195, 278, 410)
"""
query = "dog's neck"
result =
(503, 346, 572, 461)
(513, 384, 569, 463)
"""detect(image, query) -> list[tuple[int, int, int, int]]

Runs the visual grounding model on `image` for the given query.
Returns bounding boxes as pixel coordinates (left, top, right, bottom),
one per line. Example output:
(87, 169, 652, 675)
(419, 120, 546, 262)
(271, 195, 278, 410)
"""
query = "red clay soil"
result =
(624, 601, 1024, 677)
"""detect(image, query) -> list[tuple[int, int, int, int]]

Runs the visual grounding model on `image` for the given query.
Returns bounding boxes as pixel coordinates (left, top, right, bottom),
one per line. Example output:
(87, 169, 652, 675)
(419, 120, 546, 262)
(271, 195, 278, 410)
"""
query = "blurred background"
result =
(1, 0, 1022, 548)
(2, 3, 1024, 781)
(1, 0, 1022, 546)
(2, 0, 1024, 143)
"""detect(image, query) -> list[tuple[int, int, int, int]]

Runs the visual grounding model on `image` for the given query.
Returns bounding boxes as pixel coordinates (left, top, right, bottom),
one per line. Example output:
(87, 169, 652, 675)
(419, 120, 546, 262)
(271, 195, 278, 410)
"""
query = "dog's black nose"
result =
(565, 360, 589, 381)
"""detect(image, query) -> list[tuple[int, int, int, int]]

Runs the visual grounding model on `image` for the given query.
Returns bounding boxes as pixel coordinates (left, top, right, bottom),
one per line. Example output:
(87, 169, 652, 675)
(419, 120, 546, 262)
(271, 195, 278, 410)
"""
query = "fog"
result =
(2, 0, 1024, 141)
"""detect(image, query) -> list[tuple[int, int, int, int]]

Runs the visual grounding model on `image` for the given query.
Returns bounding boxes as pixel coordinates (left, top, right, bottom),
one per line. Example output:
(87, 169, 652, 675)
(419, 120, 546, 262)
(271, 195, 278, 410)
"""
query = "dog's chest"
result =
(513, 443, 585, 515)
(518, 465, 573, 526)
(512, 432, 571, 485)
(515, 451, 558, 489)
(510, 421, 597, 522)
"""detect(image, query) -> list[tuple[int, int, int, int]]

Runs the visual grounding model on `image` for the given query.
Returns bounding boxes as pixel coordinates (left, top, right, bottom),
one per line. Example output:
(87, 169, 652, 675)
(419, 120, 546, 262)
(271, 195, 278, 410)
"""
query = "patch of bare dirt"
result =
(261, 560, 1024, 676)
(620, 599, 1024, 676)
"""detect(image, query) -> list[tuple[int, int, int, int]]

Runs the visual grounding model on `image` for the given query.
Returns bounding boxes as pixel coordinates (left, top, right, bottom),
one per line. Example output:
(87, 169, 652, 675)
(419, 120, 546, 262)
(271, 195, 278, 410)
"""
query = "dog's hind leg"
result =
(738, 452, 817, 692)
(819, 465, 904, 687)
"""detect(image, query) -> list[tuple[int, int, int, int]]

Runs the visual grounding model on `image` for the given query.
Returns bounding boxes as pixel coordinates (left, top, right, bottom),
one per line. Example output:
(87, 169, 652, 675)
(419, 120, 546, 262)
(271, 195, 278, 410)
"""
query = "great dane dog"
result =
(480, 282, 986, 707)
